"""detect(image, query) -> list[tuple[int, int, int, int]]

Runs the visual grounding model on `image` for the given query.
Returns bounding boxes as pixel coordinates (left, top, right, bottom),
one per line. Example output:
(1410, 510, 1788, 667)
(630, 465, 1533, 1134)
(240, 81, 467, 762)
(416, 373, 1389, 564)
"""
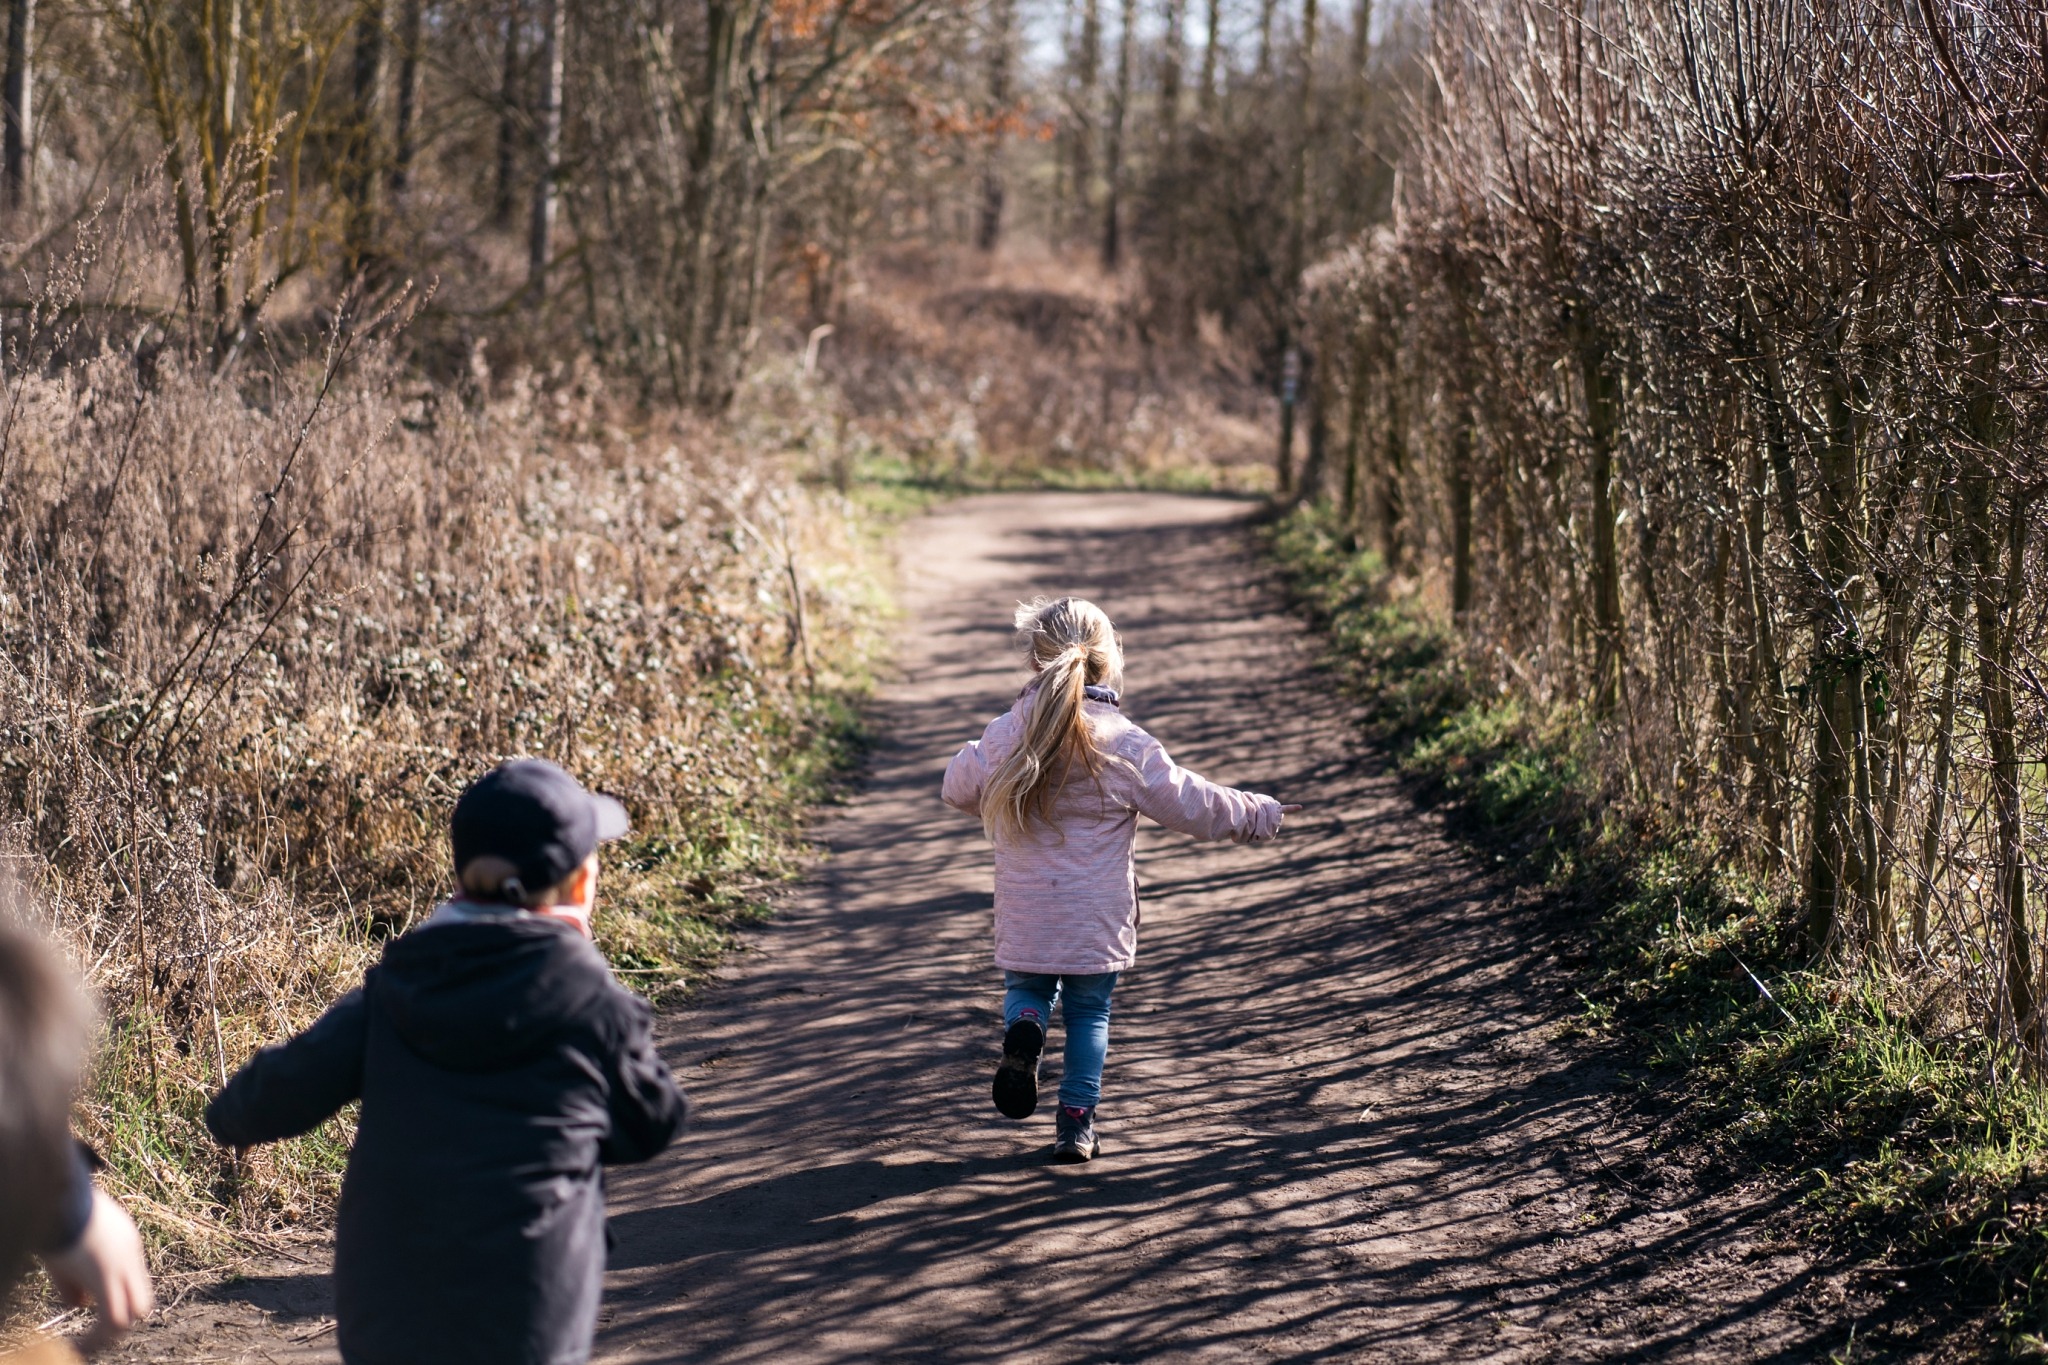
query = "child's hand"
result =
(1280, 805, 1303, 814)
(41, 1188, 156, 1349)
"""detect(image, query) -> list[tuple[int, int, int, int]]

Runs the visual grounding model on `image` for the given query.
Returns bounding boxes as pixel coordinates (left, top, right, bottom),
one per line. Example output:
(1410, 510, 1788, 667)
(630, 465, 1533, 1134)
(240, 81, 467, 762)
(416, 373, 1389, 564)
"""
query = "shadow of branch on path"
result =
(595, 495, 1884, 1364)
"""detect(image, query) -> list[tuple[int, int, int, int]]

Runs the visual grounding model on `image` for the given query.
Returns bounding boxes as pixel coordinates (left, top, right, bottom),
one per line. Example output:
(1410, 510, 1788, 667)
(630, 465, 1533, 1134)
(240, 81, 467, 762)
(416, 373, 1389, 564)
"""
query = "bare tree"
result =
(342, 0, 387, 274)
(1158, 0, 1184, 147)
(1198, 0, 1221, 117)
(527, 0, 564, 293)
(3, 0, 32, 212)
(391, 0, 425, 202)
(978, 0, 1016, 251)
(1102, 0, 1134, 268)
(494, 0, 524, 228)
(1275, 0, 1318, 489)
(1068, 0, 1102, 243)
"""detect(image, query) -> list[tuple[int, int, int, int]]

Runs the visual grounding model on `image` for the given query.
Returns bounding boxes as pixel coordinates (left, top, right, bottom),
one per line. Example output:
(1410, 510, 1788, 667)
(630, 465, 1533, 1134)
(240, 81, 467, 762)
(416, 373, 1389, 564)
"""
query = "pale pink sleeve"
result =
(1124, 728, 1283, 844)
(942, 741, 988, 816)
(942, 714, 1012, 817)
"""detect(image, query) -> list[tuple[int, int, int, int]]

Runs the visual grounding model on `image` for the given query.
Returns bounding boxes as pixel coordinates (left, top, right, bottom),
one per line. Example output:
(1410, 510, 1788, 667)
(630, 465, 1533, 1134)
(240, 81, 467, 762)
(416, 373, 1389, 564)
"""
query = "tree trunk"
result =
(1914, 525, 1965, 950)
(680, 1, 739, 405)
(1576, 327, 1624, 717)
(1158, 0, 1184, 148)
(343, 1, 386, 274)
(391, 0, 424, 201)
(1341, 332, 1369, 531)
(1274, 0, 1317, 493)
(1346, 0, 1371, 226)
(1277, 344, 1298, 491)
(494, 0, 523, 229)
(1376, 354, 1405, 571)
(526, 0, 565, 295)
(1708, 519, 1737, 798)
(977, 0, 1014, 251)
(129, 10, 202, 311)
(1101, 0, 1133, 269)
(1285, 0, 1318, 283)
(213, 0, 239, 153)
(1963, 469, 2037, 1049)
(725, 21, 779, 409)
(2, 0, 32, 213)
(1199, 0, 1221, 117)
(1807, 364, 1869, 959)
(1451, 404, 1475, 617)
(1737, 443, 1790, 861)
(1297, 347, 1331, 500)
(1256, 0, 1278, 79)
(1070, 0, 1100, 244)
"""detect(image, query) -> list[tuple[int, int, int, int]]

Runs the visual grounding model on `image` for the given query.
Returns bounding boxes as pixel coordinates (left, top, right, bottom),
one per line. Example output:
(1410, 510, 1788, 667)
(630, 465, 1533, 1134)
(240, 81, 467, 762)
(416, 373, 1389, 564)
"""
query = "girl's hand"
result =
(1280, 805, 1303, 814)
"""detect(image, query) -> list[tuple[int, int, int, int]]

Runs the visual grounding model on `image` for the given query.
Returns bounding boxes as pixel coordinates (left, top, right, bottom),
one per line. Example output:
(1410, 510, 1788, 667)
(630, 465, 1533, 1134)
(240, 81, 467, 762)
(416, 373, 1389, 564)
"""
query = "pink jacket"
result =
(941, 686, 1284, 974)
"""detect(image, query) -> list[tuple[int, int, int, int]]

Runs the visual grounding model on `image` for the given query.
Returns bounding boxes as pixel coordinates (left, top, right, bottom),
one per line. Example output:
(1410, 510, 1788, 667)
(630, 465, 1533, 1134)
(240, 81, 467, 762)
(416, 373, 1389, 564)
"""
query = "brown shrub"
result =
(0, 288, 876, 1264)
(817, 244, 1275, 487)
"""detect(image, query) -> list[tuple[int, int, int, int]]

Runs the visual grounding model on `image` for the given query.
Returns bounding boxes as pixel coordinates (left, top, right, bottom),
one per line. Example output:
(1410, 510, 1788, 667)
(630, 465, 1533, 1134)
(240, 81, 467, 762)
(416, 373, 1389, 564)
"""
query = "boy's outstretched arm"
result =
(206, 987, 370, 1147)
(598, 996, 689, 1164)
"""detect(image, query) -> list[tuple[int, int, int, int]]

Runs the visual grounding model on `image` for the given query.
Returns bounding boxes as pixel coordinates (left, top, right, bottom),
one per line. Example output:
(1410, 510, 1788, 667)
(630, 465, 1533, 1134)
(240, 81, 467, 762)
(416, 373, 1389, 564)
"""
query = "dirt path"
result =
(591, 492, 1868, 1363)
(112, 491, 1876, 1363)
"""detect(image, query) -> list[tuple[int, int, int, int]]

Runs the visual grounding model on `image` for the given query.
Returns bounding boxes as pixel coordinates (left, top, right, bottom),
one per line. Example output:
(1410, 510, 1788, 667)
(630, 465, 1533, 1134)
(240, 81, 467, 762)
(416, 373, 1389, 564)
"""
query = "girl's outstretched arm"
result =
(943, 710, 1023, 817)
(942, 737, 990, 816)
(1126, 731, 1287, 843)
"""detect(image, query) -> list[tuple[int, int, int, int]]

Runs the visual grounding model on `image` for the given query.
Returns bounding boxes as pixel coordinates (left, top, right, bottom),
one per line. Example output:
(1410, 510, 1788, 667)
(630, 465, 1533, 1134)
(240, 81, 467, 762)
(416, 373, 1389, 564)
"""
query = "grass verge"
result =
(848, 449, 1271, 498)
(1267, 501, 2048, 1356)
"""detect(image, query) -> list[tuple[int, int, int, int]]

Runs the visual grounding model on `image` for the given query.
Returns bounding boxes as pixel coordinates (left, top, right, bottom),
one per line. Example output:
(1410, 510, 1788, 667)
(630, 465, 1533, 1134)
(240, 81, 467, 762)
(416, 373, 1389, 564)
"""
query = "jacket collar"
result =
(1016, 677, 1123, 709)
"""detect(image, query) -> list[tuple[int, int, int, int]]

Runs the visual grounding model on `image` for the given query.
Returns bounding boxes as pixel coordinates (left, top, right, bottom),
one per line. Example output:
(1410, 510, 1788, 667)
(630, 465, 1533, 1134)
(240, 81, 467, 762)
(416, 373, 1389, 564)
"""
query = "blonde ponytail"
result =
(982, 597, 1124, 841)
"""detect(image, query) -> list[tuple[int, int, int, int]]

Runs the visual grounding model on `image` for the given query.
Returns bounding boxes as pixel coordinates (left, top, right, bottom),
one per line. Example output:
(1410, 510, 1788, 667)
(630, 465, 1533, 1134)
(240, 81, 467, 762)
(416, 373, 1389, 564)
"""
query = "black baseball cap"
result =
(450, 759, 630, 901)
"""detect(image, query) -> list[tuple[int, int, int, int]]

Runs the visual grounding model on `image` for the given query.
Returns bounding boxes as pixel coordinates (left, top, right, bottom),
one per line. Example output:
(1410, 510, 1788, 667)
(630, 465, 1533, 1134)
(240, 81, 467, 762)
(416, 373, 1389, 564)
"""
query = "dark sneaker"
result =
(1053, 1104, 1098, 1162)
(992, 1017, 1045, 1118)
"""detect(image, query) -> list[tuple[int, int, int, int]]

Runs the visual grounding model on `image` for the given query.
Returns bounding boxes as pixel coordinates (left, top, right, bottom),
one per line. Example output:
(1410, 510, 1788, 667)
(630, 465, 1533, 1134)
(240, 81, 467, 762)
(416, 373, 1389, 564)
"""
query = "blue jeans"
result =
(1002, 970, 1120, 1110)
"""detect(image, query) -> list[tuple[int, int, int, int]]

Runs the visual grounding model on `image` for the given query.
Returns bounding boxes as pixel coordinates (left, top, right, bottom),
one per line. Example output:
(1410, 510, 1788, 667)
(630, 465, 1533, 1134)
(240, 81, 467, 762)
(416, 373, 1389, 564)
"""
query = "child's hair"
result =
(0, 918, 92, 1300)
(982, 596, 1125, 841)
(457, 856, 580, 908)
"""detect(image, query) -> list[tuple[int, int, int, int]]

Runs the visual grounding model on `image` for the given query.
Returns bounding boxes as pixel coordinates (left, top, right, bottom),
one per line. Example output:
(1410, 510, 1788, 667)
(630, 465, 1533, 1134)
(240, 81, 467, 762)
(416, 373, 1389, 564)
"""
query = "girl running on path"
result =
(941, 596, 1299, 1161)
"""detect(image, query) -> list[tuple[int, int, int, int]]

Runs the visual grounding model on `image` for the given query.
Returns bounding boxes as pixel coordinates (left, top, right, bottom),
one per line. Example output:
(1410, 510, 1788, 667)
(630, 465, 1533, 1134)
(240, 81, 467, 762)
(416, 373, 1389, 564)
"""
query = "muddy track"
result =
(114, 492, 1888, 1363)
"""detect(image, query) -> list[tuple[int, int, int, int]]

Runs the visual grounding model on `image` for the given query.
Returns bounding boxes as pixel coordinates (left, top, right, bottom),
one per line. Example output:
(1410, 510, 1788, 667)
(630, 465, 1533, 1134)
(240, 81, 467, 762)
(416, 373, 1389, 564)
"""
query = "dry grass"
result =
(816, 243, 1276, 489)
(0, 261, 885, 1271)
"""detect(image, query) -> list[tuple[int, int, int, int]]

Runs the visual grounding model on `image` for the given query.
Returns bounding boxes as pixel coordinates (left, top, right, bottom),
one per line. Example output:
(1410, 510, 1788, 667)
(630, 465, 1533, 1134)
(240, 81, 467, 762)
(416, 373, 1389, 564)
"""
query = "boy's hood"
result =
(373, 916, 614, 1072)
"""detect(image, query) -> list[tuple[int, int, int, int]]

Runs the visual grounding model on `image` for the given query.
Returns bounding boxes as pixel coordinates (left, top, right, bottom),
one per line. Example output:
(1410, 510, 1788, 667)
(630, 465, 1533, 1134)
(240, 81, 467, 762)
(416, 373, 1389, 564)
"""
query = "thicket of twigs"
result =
(1301, 0, 2048, 1062)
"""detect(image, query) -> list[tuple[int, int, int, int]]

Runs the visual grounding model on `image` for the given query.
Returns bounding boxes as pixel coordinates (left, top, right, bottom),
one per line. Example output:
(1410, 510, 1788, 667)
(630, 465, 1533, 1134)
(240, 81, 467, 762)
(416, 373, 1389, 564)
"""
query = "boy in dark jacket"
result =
(207, 759, 687, 1365)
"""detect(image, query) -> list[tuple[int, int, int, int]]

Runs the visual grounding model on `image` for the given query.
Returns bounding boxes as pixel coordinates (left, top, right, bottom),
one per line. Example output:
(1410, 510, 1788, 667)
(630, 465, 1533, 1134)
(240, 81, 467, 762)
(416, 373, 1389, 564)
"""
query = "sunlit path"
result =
(593, 492, 1854, 1364)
